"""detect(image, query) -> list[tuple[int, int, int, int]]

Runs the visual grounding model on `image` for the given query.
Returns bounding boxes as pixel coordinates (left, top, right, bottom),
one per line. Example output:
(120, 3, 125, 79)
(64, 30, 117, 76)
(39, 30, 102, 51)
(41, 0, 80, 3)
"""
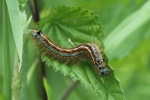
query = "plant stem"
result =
(28, 0, 47, 99)
(28, 0, 40, 22)
(62, 80, 80, 100)
(33, 0, 39, 22)
(41, 61, 48, 100)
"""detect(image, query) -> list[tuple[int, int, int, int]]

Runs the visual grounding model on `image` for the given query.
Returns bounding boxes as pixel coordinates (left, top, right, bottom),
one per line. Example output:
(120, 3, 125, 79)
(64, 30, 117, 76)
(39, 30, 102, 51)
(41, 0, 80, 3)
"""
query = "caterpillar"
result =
(32, 30, 110, 76)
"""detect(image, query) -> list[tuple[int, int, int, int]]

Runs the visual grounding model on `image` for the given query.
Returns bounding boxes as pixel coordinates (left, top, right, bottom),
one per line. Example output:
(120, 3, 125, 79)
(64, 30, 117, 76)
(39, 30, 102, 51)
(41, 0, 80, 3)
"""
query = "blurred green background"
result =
(1, 0, 150, 100)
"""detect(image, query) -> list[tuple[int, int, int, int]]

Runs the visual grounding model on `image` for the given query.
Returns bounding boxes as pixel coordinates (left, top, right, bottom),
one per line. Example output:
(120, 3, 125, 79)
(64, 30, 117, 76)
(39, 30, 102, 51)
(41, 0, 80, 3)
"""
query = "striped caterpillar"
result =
(32, 30, 110, 76)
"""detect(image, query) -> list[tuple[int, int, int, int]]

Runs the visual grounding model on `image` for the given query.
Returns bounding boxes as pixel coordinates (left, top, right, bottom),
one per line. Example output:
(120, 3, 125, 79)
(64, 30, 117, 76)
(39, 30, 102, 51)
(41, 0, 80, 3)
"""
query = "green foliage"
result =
(1, 0, 150, 100)
(38, 6, 103, 47)
(37, 6, 124, 100)
(3, 1, 11, 100)
(104, 1, 150, 60)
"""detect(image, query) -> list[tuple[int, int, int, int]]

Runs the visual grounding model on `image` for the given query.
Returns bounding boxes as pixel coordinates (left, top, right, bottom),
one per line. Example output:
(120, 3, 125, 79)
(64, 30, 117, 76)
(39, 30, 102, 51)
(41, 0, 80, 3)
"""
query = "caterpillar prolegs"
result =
(32, 30, 110, 76)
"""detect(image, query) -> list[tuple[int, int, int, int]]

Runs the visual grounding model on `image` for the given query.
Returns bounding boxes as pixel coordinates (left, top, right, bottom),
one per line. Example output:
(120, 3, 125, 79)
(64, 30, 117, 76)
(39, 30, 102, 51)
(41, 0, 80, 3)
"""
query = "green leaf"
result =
(104, 0, 150, 60)
(43, 77, 52, 100)
(3, 1, 11, 100)
(11, 11, 31, 100)
(36, 6, 125, 100)
(6, 0, 23, 65)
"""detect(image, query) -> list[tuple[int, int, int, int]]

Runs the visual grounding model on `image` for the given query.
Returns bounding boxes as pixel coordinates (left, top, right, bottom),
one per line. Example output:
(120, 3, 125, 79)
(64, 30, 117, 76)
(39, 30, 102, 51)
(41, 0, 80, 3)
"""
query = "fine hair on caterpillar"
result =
(32, 30, 110, 76)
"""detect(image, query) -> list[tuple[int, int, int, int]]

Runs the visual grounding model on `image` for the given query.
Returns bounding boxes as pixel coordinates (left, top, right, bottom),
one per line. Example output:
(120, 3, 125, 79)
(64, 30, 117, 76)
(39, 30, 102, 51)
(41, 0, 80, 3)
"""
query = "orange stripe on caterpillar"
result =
(32, 30, 110, 76)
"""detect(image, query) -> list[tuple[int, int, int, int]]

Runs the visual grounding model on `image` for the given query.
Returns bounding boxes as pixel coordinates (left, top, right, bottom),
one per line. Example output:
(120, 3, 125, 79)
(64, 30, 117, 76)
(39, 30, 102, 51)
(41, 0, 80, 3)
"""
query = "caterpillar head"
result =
(97, 60, 110, 76)
(100, 67, 110, 76)
(32, 30, 42, 37)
